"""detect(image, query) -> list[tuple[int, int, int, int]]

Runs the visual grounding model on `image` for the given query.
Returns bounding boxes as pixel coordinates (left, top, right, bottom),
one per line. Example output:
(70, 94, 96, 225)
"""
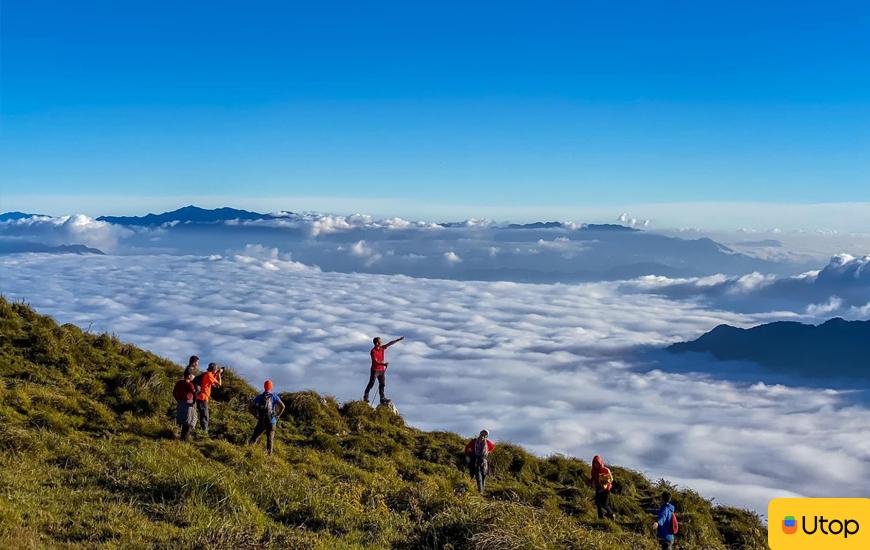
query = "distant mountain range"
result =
(95, 205, 283, 226)
(669, 318, 870, 380)
(0, 205, 791, 281)
(92, 206, 645, 231)
(0, 206, 706, 238)
(0, 211, 44, 222)
(505, 222, 638, 231)
(0, 242, 105, 255)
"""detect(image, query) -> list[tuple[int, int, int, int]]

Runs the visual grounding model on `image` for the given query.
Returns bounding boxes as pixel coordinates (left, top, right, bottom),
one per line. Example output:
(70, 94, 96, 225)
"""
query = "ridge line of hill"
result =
(0, 297, 768, 549)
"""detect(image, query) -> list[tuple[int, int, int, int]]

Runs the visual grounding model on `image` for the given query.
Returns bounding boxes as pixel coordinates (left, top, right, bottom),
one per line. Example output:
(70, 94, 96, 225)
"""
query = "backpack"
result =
(255, 392, 274, 423)
(670, 510, 679, 535)
(598, 466, 613, 491)
(192, 373, 204, 393)
(474, 439, 489, 459)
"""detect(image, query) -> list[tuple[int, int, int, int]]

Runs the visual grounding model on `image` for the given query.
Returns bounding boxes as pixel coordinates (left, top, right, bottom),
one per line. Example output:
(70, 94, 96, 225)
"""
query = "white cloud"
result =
(232, 212, 443, 237)
(230, 244, 318, 272)
(0, 214, 132, 252)
(443, 251, 462, 264)
(348, 240, 382, 267)
(806, 296, 844, 316)
(622, 254, 870, 320)
(1, 252, 867, 515)
(618, 212, 651, 228)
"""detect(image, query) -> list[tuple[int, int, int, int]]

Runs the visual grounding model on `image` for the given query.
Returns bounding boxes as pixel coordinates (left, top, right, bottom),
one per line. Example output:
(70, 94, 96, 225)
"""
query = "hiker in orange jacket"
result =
(194, 362, 222, 434)
(590, 455, 616, 520)
(464, 429, 495, 493)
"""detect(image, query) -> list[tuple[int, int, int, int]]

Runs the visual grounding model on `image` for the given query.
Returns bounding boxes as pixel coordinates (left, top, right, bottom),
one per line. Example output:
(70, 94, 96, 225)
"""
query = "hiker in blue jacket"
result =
(652, 491, 677, 549)
(248, 380, 285, 456)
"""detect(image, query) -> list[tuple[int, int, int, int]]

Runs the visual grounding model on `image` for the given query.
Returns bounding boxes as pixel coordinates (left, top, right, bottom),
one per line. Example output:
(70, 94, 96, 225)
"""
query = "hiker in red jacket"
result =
(172, 369, 198, 440)
(363, 336, 403, 405)
(590, 455, 616, 520)
(464, 429, 495, 493)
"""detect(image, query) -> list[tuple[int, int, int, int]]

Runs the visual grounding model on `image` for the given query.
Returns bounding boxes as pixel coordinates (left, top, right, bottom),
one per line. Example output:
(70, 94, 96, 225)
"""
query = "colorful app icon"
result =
(782, 515, 797, 534)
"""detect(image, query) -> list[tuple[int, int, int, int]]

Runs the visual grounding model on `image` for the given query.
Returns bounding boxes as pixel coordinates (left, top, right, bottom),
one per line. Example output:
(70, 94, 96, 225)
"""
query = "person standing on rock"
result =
(363, 336, 404, 405)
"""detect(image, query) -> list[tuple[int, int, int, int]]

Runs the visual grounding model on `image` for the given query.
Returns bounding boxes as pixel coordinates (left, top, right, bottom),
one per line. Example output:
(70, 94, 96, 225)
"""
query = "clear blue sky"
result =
(1, 0, 869, 220)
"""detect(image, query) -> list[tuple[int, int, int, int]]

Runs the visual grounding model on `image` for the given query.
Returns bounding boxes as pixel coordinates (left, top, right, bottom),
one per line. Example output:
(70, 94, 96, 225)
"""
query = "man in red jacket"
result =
(464, 429, 496, 493)
(363, 336, 403, 405)
(172, 369, 197, 440)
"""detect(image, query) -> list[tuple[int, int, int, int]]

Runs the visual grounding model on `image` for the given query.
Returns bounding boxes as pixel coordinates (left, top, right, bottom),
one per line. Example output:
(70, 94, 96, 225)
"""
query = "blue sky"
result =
(1, 0, 869, 223)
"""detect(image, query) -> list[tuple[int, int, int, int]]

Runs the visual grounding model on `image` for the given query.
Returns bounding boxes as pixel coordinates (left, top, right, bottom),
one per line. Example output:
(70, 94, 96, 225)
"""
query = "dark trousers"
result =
(594, 489, 615, 519)
(363, 370, 386, 401)
(658, 540, 673, 550)
(472, 457, 488, 493)
(466, 456, 488, 493)
(196, 400, 210, 432)
(250, 420, 276, 454)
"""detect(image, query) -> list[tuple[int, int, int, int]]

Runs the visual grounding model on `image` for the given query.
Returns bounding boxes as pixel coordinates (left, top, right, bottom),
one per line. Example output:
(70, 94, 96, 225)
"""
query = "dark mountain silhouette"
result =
(583, 223, 640, 232)
(670, 318, 870, 380)
(734, 239, 782, 248)
(96, 205, 283, 226)
(0, 241, 105, 255)
(503, 222, 638, 231)
(0, 211, 44, 222)
(506, 221, 565, 229)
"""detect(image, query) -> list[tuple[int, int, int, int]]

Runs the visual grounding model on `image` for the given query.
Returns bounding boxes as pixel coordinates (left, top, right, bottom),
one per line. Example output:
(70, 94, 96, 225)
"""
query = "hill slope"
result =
(0, 298, 767, 549)
(669, 317, 870, 381)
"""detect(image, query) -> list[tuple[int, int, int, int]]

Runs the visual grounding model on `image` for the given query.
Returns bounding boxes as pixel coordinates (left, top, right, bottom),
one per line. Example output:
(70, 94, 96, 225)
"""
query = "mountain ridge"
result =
(0, 298, 766, 549)
(669, 317, 870, 381)
(95, 205, 282, 226)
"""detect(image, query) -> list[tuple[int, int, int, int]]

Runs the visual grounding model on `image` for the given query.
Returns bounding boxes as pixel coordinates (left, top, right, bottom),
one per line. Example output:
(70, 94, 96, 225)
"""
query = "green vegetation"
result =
(0, 298, 768, 549)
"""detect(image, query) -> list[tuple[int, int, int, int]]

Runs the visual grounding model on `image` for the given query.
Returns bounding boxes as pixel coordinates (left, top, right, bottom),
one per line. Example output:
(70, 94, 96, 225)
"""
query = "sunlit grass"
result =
(0, 297, 767, 549)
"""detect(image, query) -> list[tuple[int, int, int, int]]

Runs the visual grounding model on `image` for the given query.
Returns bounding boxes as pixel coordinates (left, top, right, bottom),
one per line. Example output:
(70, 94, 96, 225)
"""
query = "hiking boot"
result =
(380, 398, 392, 405)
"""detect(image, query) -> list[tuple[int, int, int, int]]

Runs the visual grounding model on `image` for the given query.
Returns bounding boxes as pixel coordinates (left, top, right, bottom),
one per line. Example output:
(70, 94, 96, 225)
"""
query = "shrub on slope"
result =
(0, 298, 767, 549)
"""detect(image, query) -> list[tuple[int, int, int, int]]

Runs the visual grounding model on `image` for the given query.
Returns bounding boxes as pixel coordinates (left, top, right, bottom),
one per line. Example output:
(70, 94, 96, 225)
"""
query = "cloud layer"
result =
(2, 252, 867, 514)
(2, 210, 794, 282)
(622, 254, 870, 319)
(0, 215, 132, 252)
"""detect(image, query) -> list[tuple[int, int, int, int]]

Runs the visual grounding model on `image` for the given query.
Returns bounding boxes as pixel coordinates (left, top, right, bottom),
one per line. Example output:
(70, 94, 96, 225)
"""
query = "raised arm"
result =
(384, 336, 405, 348)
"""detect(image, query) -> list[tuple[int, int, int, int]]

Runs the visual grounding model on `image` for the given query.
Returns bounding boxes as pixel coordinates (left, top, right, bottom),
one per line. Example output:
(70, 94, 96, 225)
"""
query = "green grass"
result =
(0, 297, 768, 549)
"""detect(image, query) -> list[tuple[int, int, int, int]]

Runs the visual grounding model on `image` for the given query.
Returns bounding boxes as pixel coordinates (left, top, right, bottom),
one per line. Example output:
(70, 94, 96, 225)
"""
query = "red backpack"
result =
(670, 511, 679, 535)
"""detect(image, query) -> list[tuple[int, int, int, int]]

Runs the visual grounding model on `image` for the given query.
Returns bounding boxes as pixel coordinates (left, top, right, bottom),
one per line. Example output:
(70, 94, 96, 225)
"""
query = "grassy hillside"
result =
(0, 298, 767, 549)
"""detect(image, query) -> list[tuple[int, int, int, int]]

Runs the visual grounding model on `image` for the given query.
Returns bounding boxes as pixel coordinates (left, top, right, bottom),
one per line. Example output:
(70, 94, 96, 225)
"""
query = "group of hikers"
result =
(589, 454, 678, 549)
(171, 355, 286, 454)
(171, 337, 678, 548)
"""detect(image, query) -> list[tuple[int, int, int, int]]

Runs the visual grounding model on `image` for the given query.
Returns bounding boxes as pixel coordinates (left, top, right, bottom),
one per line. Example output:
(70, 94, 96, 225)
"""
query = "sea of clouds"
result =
(620, 253, 870, 318)
(2, 250, 868, 515)
(0, 211, 813, 282)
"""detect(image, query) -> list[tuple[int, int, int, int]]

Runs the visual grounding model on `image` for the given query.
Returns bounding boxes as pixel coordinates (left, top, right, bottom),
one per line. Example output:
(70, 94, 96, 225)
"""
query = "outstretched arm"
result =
(384, 336, 405, 348)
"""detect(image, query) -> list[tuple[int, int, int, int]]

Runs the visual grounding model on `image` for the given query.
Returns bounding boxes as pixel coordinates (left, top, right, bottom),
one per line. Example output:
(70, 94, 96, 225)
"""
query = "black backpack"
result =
(255, 392, 274, 422)
(192, 373, 204, 393)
